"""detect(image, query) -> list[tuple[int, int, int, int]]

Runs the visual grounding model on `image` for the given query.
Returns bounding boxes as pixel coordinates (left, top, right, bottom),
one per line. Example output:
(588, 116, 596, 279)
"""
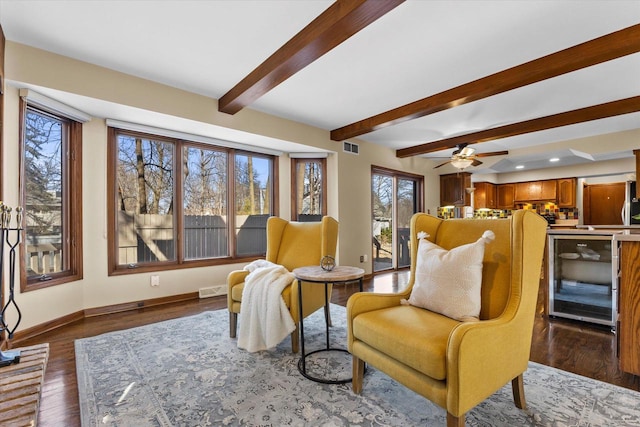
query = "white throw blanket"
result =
(237, 260, 296, 352)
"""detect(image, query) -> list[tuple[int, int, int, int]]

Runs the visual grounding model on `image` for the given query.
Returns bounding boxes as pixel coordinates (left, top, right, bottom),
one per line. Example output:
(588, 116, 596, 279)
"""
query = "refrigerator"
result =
(548, 233, 617, 328)
(623, 181, 640, 225)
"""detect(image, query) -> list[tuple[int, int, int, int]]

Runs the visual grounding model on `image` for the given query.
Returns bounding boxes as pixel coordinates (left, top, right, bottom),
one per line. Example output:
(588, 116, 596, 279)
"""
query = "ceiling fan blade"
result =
(434, 160, 451, 169)
(472, 158, 483, 167)
(474, 150, 509, 158)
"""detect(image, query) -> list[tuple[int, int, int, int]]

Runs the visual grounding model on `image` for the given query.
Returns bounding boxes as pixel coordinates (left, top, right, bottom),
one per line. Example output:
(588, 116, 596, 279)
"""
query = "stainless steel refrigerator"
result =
(623, 181, 640, 225)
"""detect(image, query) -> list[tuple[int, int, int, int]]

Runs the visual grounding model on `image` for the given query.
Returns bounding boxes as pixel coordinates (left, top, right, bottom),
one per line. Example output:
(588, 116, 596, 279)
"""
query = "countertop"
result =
(546, 227, 640, 241)
(547, 228, 624, 236)
(576, 225, 640, 229)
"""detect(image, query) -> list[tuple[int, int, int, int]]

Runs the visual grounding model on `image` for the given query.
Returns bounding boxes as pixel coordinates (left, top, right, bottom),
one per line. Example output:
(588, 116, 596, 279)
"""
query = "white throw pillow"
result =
(405, 230, 495, 321)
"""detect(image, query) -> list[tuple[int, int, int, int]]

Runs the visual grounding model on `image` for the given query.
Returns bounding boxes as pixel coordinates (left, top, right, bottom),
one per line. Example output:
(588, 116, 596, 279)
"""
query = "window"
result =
(183, 145, 228, 260)
(108, 128, 277, 274)
(291, 157, 326, 222)
(371, 167, 422, 272)
(235, 153, 273, 256)
(20, 101, 83, 290)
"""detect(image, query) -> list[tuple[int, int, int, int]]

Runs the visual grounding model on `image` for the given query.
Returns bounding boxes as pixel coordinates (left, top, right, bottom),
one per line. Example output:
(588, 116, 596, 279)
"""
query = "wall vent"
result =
(199, 285, 226, 298)
(343, 141, 359, 155)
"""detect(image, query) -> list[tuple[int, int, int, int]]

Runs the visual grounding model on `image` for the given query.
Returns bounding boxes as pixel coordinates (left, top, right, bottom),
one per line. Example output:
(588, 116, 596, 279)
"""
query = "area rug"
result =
(75, 305, 640, 426)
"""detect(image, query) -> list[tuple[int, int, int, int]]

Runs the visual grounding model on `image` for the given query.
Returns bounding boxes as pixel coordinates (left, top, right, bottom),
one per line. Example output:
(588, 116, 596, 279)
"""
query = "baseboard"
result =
(9, 310, 85, 346)
(84, 292, 199, 317)
(8, 291, 200, 346)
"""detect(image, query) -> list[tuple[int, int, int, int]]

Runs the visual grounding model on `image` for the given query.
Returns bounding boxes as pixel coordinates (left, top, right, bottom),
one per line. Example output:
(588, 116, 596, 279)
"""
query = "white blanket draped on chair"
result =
(237, 260, 296, 352)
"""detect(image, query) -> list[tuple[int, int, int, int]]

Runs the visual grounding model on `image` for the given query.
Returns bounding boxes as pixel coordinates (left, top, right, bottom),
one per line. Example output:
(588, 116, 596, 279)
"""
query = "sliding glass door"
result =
(372, 168, 422, 272)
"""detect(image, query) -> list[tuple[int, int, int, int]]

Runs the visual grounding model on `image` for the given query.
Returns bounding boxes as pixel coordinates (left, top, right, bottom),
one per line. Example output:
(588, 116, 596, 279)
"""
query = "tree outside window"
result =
(291, 158, 326, 222)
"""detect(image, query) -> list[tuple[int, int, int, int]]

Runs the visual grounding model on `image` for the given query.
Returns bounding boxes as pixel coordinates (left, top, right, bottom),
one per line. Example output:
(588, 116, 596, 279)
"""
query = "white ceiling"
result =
(1, 0, 639, 174)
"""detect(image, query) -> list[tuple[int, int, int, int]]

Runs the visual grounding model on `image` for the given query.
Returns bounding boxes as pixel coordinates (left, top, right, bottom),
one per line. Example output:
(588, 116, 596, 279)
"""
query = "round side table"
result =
(292, 265, 365, 384)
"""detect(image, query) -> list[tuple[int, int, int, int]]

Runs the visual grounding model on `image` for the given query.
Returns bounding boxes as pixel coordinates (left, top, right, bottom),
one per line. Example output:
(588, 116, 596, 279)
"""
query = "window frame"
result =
(19, 100, 83, 291)
(290, 157, 327, 221)
(107, 127, 278, 276)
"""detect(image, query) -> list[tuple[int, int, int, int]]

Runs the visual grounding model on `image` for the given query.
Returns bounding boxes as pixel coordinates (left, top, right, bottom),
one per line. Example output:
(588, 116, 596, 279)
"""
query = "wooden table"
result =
(0, 343, 49, 426)
(293, 265, 364, 384)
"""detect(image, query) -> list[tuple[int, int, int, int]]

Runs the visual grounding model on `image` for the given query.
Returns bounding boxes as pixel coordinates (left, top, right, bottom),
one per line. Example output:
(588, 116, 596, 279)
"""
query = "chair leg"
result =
(446, 412, 465, 427)
(511, 374, 527, 409)
(229, 312, 237, 338)
(291, 327, 299, 353)
(352, 356, 365, 394)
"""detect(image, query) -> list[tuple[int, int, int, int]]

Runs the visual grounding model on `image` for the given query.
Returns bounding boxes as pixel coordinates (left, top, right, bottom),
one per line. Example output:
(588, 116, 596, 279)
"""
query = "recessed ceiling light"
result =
(515, 165, 525, 169)
(549, 157, 560, 162)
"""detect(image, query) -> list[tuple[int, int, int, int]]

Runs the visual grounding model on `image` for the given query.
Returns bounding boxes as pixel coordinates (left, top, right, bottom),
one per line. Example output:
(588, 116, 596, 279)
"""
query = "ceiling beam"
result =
(396, 96, 640, 158)
(218, 0, 405, 115)
(331, 23, 640, 142)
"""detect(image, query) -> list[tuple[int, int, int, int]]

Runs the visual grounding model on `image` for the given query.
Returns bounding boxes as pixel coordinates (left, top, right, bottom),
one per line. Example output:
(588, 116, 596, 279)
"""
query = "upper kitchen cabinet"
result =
(557, 178, 577, 207)
(440, 172, 471, 206)
(514, 180, 557, 202)
(473, 182, 496, 209)
(497, 183, 515, 209)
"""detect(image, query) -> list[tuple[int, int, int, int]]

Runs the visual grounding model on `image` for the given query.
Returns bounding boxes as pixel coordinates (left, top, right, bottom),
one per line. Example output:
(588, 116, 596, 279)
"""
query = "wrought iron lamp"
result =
(0, 203, 23, 366)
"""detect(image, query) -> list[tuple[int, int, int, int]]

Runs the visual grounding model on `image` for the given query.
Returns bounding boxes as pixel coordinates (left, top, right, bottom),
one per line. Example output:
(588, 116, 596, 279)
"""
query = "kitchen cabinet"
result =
(514, 180, 557, 201)
(514, 182, 533, 201)
(473, 182, 496, 209)
(557, 178, 577, 207)
(440, 173, 471, 206)
(618, 240, 640, 375)
(496, 184, 515, 209)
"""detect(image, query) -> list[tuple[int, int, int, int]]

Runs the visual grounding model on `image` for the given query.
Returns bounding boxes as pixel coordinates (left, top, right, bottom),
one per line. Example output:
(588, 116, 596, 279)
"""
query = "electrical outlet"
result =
(150, 275, 160, 287)
(360, 255, 368, 263)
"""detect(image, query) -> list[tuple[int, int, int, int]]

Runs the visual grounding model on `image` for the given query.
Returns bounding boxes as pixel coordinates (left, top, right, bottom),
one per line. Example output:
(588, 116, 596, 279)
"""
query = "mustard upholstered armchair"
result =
(228, 216, 339, 353)
(347, 210, 547, 427)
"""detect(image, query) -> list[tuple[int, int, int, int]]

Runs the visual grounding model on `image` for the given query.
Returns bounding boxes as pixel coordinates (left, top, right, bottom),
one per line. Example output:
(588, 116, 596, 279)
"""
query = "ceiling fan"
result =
(433, 143, 508, 170)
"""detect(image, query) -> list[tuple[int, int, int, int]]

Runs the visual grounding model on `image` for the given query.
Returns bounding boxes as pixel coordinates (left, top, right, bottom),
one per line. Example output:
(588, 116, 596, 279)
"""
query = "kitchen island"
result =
(613, 231, 640, 376)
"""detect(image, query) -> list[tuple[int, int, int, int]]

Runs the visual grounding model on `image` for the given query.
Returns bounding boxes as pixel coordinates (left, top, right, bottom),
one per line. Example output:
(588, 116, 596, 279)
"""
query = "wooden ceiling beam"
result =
(396, 96, 640, 158)
(331, 23, 640, 142)
(218, 0, 405, 115)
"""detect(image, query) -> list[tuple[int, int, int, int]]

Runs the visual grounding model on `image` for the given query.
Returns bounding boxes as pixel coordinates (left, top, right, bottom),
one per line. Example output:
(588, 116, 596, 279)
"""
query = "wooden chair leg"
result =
(446, 412, 465, 427)
(512, 374, 526, 409)
(291, 328, 299, 354)
(352, 356, 365, 394)
(229, 312, 237, 338)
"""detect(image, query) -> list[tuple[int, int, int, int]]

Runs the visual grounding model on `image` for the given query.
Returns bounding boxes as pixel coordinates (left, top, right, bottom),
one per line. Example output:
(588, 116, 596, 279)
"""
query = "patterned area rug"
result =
(75, 305, 640, 426)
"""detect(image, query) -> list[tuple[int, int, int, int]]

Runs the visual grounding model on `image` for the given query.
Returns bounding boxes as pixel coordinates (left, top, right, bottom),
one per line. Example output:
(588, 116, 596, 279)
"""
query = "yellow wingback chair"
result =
(347, 210, 547, 427)
(227, 216, 339, 353)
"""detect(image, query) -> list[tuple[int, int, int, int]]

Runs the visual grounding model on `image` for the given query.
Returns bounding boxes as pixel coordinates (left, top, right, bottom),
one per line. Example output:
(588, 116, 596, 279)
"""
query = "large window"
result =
(20, 102, 83, 290)
(291, 157, 326, 222)
(108, 128, 277, 274)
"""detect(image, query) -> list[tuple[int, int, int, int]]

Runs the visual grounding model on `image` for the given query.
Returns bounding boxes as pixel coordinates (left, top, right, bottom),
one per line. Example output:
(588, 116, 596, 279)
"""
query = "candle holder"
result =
(0, 203, 23, 366)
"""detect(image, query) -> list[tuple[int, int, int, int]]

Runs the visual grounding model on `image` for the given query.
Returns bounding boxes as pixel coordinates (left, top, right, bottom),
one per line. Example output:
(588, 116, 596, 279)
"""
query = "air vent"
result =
(343, 141, 359, 155)
(199, 285, 225, 298)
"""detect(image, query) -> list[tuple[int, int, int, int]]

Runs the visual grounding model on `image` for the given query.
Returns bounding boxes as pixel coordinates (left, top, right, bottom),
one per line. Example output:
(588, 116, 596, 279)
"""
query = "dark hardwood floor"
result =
(17, 271, 639, 427)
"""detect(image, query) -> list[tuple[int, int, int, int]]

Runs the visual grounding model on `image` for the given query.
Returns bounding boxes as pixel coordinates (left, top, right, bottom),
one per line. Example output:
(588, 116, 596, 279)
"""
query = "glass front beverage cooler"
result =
(548, 234, 617, 328)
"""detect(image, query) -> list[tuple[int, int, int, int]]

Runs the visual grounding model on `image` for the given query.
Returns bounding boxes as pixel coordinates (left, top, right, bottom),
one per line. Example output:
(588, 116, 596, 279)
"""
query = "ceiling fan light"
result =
(450, 158, 474, 169)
